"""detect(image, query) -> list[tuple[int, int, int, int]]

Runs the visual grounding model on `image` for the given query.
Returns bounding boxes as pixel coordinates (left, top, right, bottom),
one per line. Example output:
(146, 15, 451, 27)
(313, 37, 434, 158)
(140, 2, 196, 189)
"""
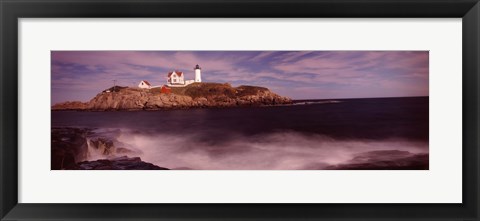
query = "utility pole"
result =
(113, 79, 117, 92)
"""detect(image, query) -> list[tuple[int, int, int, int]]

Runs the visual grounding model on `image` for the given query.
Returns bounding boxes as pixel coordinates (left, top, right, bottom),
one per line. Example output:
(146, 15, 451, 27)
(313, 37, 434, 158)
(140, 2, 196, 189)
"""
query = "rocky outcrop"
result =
(87, 91, 195, 110)
(52, 127, 166, 170)
(325, 150, 429, 170)
(70, 156, 169, 170)
(52, 101, 88, 110)
(51, 127, 90, 169)
(52, 83, 292, 111)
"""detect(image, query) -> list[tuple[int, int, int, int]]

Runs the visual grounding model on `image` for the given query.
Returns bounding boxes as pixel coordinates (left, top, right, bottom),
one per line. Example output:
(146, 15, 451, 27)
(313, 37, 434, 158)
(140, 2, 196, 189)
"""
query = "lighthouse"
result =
(194, 64, 202, 82)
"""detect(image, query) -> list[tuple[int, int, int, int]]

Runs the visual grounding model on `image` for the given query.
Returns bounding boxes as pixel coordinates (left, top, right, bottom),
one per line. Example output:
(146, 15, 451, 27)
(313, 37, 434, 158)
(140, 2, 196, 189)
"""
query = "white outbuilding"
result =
(138, 80, 152, 89)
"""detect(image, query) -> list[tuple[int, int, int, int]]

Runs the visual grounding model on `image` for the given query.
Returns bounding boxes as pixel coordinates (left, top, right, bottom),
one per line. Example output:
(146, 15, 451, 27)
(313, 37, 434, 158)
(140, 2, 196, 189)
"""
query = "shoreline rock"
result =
(324, 150, 429, 170)
(52, 127, 167, 170)
(51, 127, 90, 169)
(51, 101, 89, 110)
(70, 156, 169, 170)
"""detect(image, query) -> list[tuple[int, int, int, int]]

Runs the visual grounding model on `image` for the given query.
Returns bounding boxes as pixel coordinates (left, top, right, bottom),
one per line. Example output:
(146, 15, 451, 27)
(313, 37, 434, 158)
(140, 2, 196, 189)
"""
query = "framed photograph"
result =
(1, 0, 479, 220)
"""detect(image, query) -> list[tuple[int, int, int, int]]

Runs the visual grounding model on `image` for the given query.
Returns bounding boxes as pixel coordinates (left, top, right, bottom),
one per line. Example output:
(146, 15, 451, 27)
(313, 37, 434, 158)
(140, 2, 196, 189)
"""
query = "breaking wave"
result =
(89, 128, 428, 170)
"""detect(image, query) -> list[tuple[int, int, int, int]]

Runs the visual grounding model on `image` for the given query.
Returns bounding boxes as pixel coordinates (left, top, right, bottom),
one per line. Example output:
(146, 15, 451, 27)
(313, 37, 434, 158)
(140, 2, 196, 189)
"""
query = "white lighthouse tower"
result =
(194, 64, 202, 82)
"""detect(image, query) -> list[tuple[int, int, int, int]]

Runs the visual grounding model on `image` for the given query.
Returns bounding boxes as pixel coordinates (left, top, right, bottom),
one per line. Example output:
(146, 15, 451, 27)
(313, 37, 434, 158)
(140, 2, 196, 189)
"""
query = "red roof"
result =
(168, 71, 183, 77)
(142, 80, 151, 86)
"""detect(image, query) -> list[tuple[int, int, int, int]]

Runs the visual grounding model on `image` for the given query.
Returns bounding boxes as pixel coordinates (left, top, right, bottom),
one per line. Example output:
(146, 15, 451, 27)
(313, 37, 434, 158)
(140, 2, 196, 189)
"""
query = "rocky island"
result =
(52, 82, 292, 111)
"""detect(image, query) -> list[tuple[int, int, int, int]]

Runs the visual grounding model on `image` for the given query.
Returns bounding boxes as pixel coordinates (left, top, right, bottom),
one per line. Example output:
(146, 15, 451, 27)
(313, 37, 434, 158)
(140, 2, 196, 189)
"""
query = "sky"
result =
(51, 51, 428, 104)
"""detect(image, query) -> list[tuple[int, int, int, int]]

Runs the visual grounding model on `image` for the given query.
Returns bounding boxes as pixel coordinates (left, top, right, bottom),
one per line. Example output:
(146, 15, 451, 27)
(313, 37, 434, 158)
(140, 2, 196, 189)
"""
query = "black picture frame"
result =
(1, 0, 479, 220)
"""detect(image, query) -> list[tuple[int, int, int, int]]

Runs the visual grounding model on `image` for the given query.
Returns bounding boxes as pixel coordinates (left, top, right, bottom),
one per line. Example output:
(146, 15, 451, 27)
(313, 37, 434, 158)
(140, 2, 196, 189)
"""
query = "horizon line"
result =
(292, 95, 429, 101)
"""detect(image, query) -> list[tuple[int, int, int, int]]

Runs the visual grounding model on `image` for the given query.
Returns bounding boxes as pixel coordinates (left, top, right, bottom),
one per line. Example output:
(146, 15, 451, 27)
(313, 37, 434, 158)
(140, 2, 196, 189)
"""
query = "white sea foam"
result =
(95, 129, 429, 170)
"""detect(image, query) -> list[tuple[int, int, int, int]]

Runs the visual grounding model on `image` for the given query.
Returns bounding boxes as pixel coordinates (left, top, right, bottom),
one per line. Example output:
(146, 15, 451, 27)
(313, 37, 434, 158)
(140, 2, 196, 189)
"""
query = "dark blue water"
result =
(52, 97, 428, 141)
(52, 97, 429, 169)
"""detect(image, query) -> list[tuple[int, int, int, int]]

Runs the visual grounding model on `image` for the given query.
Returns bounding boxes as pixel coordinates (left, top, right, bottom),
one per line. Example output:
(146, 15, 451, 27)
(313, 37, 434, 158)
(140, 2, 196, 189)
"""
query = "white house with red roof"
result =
(167, 71, 185, 85)
(166, 65, 202, 87)
(138, 80, 152, 89)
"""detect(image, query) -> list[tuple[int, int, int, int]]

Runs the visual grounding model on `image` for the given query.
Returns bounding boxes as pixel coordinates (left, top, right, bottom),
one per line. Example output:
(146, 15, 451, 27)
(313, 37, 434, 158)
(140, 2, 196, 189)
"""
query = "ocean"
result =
(51, 97, 429, 170)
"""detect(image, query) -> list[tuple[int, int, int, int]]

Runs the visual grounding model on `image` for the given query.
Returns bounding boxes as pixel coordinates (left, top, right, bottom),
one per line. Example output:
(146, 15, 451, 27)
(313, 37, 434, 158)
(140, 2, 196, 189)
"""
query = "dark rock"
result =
(52, 128, 145, 170)
(51, 127, 90, 169)
(73, 156, 169, 170)
(325, 150, 429, 170)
